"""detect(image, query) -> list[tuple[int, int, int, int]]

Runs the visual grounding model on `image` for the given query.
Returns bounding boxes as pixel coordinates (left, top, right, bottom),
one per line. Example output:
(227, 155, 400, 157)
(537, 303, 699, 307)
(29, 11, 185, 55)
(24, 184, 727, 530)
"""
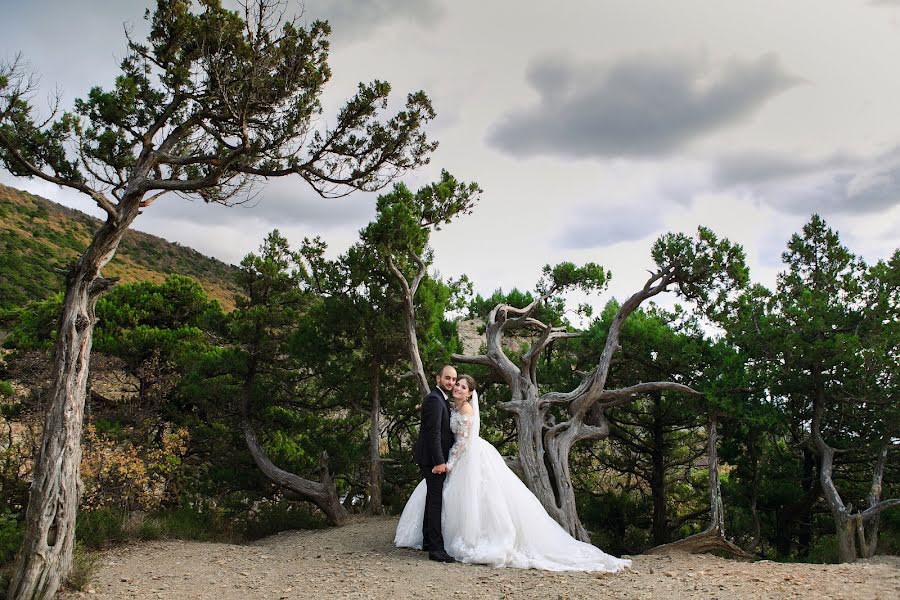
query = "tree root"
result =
(645, 527, 754, 560)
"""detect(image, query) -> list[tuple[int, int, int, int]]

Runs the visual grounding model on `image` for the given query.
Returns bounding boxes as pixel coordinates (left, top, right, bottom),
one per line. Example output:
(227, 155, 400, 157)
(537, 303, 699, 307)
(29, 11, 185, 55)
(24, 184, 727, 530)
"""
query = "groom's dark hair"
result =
(436, 364, 457, 376)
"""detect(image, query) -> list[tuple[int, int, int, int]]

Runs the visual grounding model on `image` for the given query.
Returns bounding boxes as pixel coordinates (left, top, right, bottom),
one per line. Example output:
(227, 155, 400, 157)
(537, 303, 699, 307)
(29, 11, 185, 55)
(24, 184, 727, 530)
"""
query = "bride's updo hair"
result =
(457, 374, 476, 401)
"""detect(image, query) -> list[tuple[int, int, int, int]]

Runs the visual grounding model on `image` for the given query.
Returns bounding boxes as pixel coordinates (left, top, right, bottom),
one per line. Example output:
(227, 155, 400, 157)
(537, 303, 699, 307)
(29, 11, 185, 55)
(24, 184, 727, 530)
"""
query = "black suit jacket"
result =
(413, 386, 454, 467)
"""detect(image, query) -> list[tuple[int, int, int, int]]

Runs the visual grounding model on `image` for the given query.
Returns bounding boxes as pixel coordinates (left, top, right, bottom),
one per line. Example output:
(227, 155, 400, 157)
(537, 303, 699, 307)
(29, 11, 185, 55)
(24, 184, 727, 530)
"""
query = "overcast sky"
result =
(2, 0, 899, 313)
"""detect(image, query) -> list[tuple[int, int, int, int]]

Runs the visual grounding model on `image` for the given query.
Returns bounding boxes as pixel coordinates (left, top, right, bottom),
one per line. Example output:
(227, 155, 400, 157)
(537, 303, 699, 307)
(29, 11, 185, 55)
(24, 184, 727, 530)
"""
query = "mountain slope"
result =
(0, 184, 241, 311)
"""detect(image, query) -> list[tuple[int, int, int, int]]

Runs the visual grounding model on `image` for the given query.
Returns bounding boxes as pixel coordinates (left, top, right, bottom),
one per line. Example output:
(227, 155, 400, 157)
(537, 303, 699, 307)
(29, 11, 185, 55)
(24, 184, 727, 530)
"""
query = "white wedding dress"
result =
(394, 392, 630, 572)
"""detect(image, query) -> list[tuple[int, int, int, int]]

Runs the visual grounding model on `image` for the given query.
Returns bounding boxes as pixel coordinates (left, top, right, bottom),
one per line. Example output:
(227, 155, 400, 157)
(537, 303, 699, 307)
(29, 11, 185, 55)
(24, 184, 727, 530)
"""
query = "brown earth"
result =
(61, 516, 900, 600)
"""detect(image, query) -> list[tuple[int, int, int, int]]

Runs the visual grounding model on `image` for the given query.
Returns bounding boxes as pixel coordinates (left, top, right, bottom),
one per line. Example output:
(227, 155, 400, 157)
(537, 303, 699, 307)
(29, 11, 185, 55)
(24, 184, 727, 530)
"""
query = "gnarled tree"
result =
(363, 171, 481, 395)
(452, 228, 747, 541)
(779, 218, 900, 562)
(0, 1, 436, 597)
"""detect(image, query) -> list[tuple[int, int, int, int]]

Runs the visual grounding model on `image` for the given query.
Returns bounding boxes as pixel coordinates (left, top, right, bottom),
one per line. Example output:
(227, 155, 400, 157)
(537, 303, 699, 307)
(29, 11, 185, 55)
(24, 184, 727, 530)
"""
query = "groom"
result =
(413, 364, 457, 563)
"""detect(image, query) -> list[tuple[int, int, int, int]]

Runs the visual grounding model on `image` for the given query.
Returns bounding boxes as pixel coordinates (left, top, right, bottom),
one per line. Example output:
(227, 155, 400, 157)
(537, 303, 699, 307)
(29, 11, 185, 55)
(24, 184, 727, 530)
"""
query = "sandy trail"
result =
(61, 516, 900, 599)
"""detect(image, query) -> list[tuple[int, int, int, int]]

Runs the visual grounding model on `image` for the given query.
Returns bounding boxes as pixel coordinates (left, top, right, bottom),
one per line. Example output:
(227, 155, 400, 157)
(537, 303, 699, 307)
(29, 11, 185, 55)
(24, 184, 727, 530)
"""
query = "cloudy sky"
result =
(2, 0, 900, 311)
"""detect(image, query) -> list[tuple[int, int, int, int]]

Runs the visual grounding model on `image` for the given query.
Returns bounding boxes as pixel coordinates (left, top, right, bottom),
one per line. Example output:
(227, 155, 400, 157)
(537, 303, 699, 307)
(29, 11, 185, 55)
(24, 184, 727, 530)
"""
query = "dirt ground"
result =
(61, 516, 900, 600)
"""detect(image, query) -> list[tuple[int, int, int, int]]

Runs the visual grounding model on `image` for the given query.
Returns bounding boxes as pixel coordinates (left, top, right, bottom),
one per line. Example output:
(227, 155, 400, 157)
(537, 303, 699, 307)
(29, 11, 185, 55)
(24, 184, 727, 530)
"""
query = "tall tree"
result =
(0, 1, 436, 596)
(362, 171, 480, 394)
(228, 231, 351, 526)
(290, 235, 412, 515)
(453, 228, 747, 541)
(777, 217, 899, 562)
(853, 250, 900, 557)
(720, 279, 824, 558)
(583, 304, 710, 547)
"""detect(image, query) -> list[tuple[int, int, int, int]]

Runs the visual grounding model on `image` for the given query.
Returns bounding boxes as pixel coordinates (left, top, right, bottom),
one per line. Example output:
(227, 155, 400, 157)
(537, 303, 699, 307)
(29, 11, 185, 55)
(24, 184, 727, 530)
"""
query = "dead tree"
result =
(451, 229, 746, 541)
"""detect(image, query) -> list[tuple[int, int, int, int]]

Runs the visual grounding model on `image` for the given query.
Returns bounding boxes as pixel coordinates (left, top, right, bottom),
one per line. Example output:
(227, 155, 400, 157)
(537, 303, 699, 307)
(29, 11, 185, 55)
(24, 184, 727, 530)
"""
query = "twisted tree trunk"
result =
(453, 268, 700, 543)
(857, 445, 888, 558)
(240, 384, 348, 526)
(368, 357, 383, 514)
(817, 444, 857, 562)
(242, 419, 348, 526)
(809, 389, 900, 562)
(9, 204, 138, 600)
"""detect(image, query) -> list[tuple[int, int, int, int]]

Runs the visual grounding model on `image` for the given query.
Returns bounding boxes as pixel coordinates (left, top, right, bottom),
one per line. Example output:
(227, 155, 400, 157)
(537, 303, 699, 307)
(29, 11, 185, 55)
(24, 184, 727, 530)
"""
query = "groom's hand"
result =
(432, 463, 448, 474)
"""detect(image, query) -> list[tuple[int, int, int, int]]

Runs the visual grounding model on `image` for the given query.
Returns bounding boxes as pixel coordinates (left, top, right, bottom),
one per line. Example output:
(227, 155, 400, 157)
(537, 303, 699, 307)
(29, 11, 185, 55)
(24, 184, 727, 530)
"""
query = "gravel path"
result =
(62, 516, 900, 599)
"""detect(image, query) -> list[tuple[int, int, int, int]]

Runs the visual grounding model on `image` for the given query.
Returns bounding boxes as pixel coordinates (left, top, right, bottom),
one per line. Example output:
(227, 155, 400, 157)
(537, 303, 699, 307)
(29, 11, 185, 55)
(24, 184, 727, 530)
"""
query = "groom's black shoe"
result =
(428, 551, 456, 563)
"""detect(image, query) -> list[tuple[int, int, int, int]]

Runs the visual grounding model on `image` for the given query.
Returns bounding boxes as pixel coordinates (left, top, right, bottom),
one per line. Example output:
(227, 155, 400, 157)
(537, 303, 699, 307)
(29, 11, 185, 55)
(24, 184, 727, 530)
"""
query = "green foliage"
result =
(66, 543, 101, 592)
(135, 506, 232, 543)
(652, 226, 748, 318)
(364, 171, 481, 258)
(75, 505, 241, 549)
(75, 509, 128, 549)
(0, 511, 23, 566)
(579, 491, 646, 556)
(538, 261, 609, 296)
(0, 382, 12, 399)
(95, 275, 221, 341)
(0, 185, 242, 312)
(0, 226, 66, 310)
(241, 500, 327, 540)
(1, 295, 62, 350)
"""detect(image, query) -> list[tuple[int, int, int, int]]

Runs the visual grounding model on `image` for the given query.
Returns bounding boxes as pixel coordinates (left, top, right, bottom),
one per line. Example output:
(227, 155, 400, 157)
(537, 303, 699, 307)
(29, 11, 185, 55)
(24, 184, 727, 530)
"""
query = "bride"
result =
(395, 374, 631, 572)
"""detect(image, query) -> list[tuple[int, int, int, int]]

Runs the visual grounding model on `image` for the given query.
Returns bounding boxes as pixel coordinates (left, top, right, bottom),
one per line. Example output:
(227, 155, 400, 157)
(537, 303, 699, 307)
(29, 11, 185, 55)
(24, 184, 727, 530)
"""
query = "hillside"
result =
(0, 184, 241, 311)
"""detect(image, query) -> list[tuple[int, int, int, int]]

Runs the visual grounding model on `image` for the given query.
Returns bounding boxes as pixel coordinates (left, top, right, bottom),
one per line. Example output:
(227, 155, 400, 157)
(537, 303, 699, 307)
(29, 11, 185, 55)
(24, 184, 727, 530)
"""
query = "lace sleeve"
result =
(446, 415, 472, 471)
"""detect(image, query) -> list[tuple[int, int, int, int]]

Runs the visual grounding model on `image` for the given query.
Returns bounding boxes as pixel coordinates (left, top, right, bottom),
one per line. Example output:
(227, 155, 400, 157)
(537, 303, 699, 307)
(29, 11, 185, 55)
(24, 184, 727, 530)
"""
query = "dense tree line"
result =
(0, 1, 896, 596)
(1, 209, 896, 573)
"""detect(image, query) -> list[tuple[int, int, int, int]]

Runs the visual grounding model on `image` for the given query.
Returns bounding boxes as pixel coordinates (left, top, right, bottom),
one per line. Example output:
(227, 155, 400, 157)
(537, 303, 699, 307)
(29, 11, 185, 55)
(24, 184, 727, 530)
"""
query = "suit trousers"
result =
(420, 465, 447, 553)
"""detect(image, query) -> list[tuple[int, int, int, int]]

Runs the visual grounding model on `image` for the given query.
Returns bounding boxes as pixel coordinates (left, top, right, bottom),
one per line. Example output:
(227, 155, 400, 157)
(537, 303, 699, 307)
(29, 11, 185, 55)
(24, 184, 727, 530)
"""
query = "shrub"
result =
(75, 508, 127, 549)
(80, 423, 190, 512)
(0, 510, 23, 566)
(66, 543, 100, 592)
(240, 499, 327, 541)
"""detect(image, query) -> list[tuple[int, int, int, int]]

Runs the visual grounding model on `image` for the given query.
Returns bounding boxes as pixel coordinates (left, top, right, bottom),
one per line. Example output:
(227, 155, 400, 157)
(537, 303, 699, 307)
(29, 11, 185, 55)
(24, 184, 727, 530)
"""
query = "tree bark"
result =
(242, 418, 349, 526)
(813, 417, 857, 562)
(809, 375, 862, 564)
(649, 398, 669, 545)
(368, 357, 383, 515)
(385, 254, 429, 396)
(646, 414, 752, 559)
(453, 269, 693, 544)
(743, 448, 762, 555)
(856, 444, 889, 558)
(9, 207, 135, 600)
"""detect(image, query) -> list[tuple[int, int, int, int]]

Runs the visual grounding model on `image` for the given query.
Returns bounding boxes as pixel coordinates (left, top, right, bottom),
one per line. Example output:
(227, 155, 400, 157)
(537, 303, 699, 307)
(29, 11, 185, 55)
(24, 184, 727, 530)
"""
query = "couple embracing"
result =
(394, 365, 631, 572)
